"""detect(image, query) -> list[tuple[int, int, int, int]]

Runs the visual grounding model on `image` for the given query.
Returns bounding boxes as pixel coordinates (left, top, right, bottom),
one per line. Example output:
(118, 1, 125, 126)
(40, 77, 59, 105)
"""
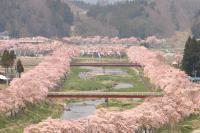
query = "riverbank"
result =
(0, 101, 63, 133)
(59, 56, 156, 120)
(97, 99, 144, 111)
(62, 66, 148, 92)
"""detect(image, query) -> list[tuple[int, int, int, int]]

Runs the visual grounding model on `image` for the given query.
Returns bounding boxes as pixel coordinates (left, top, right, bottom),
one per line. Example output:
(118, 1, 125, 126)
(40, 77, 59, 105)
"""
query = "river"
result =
(61, 66, 134, 120)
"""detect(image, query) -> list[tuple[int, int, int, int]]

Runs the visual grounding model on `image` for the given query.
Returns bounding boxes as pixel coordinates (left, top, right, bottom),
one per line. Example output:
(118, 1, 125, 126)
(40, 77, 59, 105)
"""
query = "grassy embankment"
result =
(0, 57, 63, 133)
(0, 101, 63, 133)
(97, 99, 144, 111)
(62, 66, 149, 92)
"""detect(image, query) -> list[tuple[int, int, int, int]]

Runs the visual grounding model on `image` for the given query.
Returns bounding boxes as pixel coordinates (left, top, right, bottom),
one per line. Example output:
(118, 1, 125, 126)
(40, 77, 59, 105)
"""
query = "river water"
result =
(80, 66, 128, 76)
(61, 66, 134, 120)
(60, 99, 105, 120)
(114, 83, 134, 89)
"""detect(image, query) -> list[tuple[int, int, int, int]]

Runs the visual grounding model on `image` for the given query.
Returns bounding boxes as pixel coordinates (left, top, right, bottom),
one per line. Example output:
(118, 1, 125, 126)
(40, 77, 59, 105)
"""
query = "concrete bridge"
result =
(47, 92, 163, 99)
(70, 62, 143, 67)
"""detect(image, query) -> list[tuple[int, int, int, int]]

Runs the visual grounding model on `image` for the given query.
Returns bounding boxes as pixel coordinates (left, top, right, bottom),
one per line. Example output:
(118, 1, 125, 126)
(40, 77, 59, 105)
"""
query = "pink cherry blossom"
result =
(0, 41, 79, 115)
(24, 46, 200, 133)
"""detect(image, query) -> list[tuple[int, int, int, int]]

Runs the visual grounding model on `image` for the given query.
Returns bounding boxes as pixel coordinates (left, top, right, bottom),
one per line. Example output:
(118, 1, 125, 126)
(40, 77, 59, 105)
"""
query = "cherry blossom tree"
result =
(24, 46, 200, 133)
(0, 42, 80, 117)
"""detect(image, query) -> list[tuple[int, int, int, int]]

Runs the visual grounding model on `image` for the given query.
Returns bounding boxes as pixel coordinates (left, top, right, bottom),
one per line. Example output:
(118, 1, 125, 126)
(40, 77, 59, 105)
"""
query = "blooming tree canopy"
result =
(24, 46, 200, 133)
(0, 41, 79, 115)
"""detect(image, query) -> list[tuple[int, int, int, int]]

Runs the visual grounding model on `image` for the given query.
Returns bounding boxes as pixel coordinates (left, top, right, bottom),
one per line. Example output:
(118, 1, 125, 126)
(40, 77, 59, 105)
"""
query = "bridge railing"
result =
(48, 92, 163, 99)
(70, 62, 143, 67)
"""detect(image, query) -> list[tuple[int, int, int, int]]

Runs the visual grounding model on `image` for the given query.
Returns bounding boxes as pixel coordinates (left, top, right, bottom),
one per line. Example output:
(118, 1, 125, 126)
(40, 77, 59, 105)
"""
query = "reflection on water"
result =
(61, 66, 135, 120)
(60, 99, 104, 120)
(114, 83, 134, 89)
(81, 66, 128, 76)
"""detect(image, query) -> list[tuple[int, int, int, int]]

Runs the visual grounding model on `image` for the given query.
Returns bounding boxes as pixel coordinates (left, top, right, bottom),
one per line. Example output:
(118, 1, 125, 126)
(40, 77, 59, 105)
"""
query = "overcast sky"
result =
(73, 0, 133, 4)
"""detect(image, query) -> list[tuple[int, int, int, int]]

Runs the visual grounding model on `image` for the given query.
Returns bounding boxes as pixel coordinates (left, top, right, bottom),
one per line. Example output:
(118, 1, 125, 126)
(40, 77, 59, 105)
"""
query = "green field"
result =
(97, 99, 144, 111)
(62, 66, 150, 92)
(61, 56, 155, 110)
(0, 101, 63, 133)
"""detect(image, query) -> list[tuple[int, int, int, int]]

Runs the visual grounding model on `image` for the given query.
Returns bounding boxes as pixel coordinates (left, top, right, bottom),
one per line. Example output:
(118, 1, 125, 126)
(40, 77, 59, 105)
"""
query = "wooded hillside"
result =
(0, 0, 73, 38)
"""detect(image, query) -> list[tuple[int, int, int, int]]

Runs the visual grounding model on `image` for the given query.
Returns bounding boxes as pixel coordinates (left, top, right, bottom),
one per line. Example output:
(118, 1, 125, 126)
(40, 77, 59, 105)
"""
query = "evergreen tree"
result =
(10, 50, 16, 60)
(182, 36, 193, 75)
(1, 50, 11, 75)
(16, 59, 24, 78)
(9, 50, 16, 72)
(182, 36, 200, 76)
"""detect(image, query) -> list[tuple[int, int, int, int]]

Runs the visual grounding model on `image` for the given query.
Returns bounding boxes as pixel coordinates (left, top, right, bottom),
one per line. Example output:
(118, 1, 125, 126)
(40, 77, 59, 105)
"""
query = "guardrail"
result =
(70, 63, 142, 67)
(48, 92, 163, 99)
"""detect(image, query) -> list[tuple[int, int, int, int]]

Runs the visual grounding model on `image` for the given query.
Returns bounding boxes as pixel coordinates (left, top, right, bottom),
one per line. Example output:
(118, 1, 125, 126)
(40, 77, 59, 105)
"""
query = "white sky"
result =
(74, 0, 133, 4)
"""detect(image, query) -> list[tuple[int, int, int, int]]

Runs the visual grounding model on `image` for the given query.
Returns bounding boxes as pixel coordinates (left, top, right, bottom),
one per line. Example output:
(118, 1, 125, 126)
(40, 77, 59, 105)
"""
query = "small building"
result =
(188, 77, 200, 83)
(172, 61, 178, 67)
(0, 31, 10, 40)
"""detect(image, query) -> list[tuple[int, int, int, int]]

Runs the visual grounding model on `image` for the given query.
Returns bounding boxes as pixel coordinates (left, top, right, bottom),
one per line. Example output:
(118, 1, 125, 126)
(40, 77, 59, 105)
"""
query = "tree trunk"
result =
(6, 67, 9, 85)
(5, 67, 6, 75)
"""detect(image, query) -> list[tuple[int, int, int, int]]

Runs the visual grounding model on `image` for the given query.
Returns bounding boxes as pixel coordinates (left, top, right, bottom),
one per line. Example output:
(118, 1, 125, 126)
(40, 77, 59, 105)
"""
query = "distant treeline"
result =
(1, 0, 200, 38)
(87, 0, 162, 38)
(0, 0, 74, 38)
(191, 11, 200, 39)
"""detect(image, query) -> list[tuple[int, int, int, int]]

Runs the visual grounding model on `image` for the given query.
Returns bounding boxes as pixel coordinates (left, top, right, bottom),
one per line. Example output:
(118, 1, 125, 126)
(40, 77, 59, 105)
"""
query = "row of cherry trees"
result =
(0, 43, 79, 116)
(80, 45, 126, 57)
(0, 40, 63, 56)
(64, 36, 165, 45)
(24, 46, 200, 133)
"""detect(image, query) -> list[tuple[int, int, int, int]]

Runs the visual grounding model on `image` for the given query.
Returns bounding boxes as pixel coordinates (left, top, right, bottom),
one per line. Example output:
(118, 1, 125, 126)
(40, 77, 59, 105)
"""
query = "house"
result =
(0, 31, 10, 40)
(188, 76, 200, 83)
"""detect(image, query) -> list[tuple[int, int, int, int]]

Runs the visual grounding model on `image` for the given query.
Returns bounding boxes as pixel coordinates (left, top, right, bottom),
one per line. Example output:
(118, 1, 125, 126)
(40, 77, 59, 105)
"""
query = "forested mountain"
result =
(0, 0, 73, 38)
(86, 0, 200, 38)
(71, 0, 133, 5)
(62, 0, 119, 37)
(87, 1, 159, 38)
(191, 11, 200, 38)
(1, 0, 200, 38)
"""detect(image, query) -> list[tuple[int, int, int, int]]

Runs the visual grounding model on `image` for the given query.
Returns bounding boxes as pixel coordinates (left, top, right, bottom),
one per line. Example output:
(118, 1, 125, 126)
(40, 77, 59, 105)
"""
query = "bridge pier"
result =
(103, 66, 105, 74)
(105, 98, 109, 107)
